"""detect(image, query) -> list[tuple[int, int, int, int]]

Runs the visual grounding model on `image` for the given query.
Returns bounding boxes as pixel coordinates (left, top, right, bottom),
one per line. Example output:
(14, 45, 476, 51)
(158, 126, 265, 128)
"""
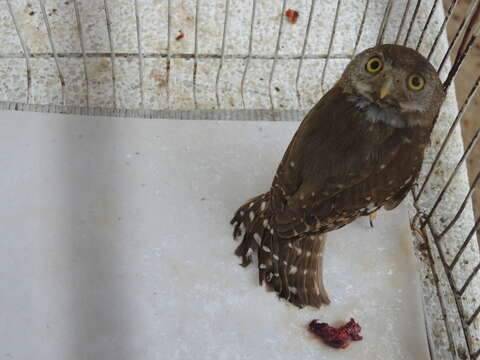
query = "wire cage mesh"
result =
(0, 0, 479, 359)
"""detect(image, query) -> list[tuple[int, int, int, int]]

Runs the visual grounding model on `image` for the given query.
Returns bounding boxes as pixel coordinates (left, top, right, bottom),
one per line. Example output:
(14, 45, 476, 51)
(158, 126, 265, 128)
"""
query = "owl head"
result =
(339, 44, 445, 128)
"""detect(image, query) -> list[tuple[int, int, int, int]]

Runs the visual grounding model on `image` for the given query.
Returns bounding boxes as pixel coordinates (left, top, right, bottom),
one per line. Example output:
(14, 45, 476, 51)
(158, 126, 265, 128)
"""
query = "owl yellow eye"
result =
(366, 57, 383, 73)
(407, 74, 425, 91)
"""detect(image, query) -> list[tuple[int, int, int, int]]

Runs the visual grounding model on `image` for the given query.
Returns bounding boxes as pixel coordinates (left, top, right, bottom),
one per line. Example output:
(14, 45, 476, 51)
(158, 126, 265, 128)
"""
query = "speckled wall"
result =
(0, 0, 460, 111)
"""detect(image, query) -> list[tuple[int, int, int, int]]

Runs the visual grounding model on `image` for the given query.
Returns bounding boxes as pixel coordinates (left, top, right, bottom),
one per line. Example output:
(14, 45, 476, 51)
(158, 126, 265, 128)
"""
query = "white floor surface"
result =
(0, 111, 429, 360)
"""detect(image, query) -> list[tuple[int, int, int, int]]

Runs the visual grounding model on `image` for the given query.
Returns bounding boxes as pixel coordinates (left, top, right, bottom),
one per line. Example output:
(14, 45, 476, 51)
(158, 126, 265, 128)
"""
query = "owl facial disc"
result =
(340, 44, 445, 128)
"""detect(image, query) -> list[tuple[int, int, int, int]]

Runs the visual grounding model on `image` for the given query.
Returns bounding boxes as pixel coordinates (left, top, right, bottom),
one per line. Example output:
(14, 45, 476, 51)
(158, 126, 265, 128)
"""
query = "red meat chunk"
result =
(309, 318, 363, 349)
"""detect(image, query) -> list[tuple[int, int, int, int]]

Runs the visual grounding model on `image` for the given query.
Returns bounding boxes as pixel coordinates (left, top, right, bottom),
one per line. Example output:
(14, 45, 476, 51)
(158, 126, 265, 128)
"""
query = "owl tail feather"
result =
(231, 194, 330, 308)
(283, 233, 330, 308)
(231, 192, 270, 267)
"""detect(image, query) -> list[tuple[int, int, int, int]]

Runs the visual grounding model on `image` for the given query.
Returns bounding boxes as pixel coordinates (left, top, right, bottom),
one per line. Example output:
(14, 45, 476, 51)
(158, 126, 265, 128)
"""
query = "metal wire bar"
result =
(376, 0, 393, 46)
(467, 305, 479, 326)
(0, 101, 306, 121)
(423, 213, 477, 359)
(459, 261, 480, 296)
(445, 30, 480, 90)
(427, 0, 466, 60)
(38, 0, 65, 105)
(295, 0, 316, 108)
(451, 1, 480, 62)
(437, 169, 480, 240)
(268, 0, 287, 111)
(6, 0, 31, 104)
(240, 0, 257, 109)
(320, 0, 342, 92)
(415, 73, 480, 202)
(403, 0, 421, 46)
(215, 0, 230, 108)
(416, 0, 440, 51)
(0, 52, 356, 60)
(192, 0, 200, 109)
(166, 0, 172, 109)
(438, 0, 474, 74)
(411, 211, 458, 360)
(134, 0, 145, 109)
(423, 127, 480, 228)
(443, 15, 480, 90)
(352, 0, 370, 55)
(449, 216, 480, 271)
(422, 299, 436, 360)
(72, 0, 89, 107)
(394, 0, 412, 45)
(103, 0, 117, 108)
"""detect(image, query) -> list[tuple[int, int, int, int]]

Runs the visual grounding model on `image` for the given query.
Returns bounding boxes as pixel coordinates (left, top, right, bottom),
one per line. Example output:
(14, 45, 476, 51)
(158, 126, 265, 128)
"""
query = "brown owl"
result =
(231, 44, 445, 308)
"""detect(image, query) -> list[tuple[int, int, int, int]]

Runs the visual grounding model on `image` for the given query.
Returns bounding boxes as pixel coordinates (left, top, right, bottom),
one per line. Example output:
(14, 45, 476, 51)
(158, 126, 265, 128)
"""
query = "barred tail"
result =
(284, 233, 330, 308)
(231, 193, 330, 308)
(231, 192, 270, 267)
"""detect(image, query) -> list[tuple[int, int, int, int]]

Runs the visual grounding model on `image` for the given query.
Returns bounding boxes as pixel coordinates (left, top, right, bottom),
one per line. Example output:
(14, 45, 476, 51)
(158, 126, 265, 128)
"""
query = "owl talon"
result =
(239, 256, 252, 267)
(233, 229, 242, 239)
(266, 272, 273, 282)
(369, 211, 378, 228)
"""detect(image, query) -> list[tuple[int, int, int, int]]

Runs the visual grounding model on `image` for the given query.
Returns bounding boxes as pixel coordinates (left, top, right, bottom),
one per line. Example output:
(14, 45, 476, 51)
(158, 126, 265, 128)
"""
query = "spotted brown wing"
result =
(270, 86, 429, 238)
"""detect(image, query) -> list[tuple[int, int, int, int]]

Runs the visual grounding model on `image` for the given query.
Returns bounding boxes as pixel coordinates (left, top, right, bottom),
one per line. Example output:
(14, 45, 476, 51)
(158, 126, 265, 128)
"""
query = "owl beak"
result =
(379, 76, 394, 99)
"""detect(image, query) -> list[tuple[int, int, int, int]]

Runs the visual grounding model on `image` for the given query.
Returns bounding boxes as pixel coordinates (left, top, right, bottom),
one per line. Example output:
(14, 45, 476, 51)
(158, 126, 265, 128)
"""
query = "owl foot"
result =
(369, 211, 378, 227)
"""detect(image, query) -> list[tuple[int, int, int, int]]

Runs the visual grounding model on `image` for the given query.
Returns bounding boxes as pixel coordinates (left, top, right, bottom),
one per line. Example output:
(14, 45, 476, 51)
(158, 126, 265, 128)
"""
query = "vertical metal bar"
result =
(192, 0, 200, 109)
(295, 0, 316, 108)
(134, 0, 145, 109)
(320, 0, 342, 92)
(438, 0, 470, 74)
(72, 0, 89, 107)
(240, 1, 256, 109)
(268, 0, 288, 110)
(38, 0, 65, 105)
(416, 0, 440, 51)
(376, 0, 393, 46)
(6, 0, 31, 104)
(166, 0, 172, 109)
(104, 0, 117, 108)
(423, 127, 480, 226)
(423, 212, 476, 360)
(240, 0, 257, 109)
(403, 0, 421, 46)
(411, 206, 458, 360)
(428, 0, 463, 61)
(394, 0, 412, 45)
(215, 0, 230, 109)
(415, 73, 480, 201)
(352, 0, 370, 55)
